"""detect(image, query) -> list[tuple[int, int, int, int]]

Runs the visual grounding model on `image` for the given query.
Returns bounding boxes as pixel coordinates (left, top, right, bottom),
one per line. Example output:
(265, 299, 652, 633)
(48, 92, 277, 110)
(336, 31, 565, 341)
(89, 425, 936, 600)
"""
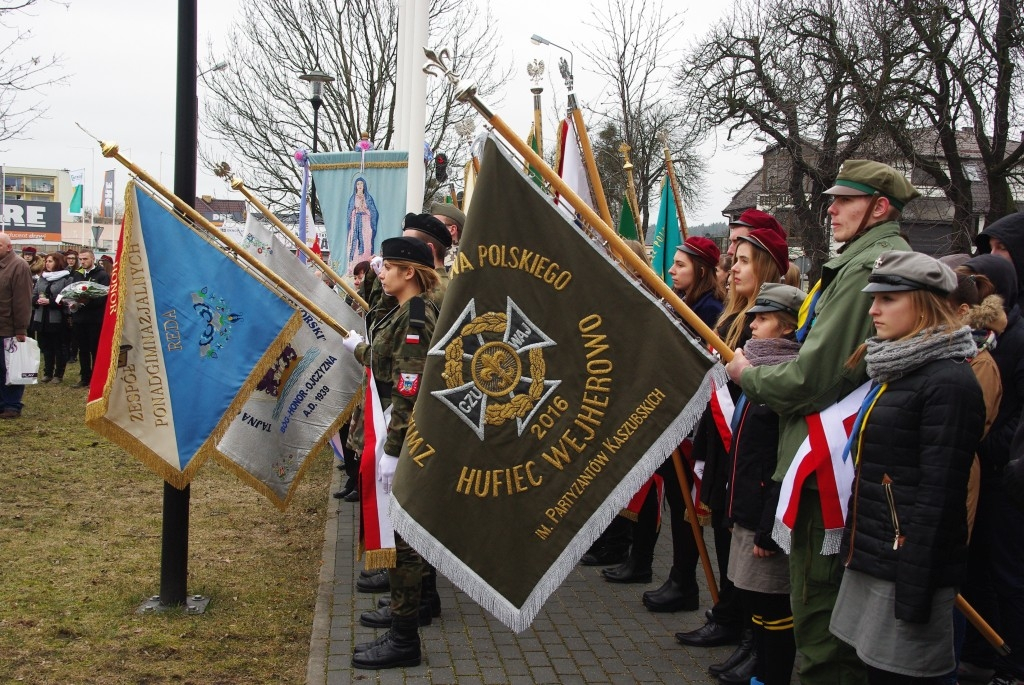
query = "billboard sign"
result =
(1, 199, 63, 240)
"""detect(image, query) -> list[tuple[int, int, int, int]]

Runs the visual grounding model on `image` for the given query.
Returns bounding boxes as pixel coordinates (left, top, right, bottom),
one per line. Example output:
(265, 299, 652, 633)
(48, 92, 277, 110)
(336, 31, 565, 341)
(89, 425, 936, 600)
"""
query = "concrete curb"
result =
(306, 462, 343, 685)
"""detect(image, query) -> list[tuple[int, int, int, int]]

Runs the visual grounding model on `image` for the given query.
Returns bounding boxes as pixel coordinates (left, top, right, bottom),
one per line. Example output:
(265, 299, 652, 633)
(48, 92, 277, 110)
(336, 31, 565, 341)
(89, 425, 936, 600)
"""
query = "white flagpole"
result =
(397, 0, 429, 213)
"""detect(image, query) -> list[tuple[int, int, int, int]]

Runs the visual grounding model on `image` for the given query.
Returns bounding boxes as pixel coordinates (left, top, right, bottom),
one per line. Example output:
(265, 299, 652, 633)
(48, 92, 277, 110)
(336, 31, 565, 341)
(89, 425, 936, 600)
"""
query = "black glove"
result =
(1004, 458, 1024, 512)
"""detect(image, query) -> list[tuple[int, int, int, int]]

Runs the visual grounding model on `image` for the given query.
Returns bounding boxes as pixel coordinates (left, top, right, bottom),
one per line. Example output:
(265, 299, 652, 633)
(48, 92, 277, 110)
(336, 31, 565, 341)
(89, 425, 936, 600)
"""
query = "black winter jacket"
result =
(841, 358, 984, 623)
(726, 398, 782, 552)
(71, 266, 110, 326)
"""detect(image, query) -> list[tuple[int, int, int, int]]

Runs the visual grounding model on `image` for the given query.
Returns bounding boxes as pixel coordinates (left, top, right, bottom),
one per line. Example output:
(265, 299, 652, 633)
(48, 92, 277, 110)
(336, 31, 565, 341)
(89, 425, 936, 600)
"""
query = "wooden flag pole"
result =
(670, 448, 720, 604)
(658, 131, 689, 241)
(423, 48, 732, 361)
(95, 140, 351, 337)
(955, 595, 1011, 655)
(618, 142, 644, 242)
(229, 178, 369, 312)
(569, 95, 615, 229)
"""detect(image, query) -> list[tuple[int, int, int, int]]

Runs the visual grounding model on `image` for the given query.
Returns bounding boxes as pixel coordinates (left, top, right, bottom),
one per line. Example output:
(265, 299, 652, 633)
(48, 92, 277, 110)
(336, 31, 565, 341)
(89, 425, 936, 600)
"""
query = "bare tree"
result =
(579, 0, 705, 230)
(680, 0, 916, 279)
(202, 0, 509, 213)
(0, 0, 65, 146)
(681, 0, 1024, 275)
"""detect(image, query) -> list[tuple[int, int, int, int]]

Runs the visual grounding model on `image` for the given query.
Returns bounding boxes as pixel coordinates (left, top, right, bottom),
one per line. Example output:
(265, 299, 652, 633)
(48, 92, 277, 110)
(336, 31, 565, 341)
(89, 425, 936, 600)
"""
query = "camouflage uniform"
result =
(345, 267, 447, 456)
(353, 293, 438, 619)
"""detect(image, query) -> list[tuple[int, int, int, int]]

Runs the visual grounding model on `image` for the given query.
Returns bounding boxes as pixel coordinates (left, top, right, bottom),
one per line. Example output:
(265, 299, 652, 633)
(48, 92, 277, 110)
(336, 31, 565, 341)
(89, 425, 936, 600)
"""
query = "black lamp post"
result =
(299, 69, 334, 221)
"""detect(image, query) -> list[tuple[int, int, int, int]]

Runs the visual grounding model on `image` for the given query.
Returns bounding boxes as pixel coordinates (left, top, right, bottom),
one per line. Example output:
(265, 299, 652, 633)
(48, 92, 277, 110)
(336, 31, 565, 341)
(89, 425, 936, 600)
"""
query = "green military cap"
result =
(430, 202, 466, 230)
(863, 251, 956, 296)
(824, 160, 921, 211)
(747, 283, 807, 316)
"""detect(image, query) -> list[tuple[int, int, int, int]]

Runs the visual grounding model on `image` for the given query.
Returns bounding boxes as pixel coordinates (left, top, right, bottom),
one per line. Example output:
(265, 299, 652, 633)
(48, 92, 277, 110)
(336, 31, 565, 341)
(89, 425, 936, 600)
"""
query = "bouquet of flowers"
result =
(56, 281, 110, 311)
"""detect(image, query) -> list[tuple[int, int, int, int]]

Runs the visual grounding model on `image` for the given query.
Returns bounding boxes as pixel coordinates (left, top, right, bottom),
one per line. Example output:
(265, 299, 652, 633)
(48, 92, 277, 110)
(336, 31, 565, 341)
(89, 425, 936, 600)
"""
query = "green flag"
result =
(390, 136, 722, 632)
(618, 196, 638, 241)
(650, 178, 682, 286)
(69, 169, 85, 216)
(526, 125, 544, 187)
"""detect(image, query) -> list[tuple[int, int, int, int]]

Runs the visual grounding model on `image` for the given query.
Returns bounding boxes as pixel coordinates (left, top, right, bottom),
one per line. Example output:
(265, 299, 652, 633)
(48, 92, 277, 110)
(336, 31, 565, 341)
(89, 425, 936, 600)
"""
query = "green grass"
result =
(0, 370, 332, 684)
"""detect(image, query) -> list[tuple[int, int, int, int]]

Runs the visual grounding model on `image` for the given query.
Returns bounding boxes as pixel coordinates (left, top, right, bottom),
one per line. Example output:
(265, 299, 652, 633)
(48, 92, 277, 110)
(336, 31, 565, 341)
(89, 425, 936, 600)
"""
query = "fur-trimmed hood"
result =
(966, 294, 1008, 335)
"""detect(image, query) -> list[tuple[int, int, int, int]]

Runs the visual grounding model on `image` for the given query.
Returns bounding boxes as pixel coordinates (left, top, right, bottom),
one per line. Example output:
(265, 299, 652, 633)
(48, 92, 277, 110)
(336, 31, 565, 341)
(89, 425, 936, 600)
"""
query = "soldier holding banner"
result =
(343, 236, 440, 670)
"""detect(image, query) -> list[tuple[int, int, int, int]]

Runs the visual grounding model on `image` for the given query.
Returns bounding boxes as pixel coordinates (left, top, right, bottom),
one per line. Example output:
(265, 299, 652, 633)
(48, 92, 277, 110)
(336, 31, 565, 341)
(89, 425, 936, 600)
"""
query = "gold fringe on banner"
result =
(309, 161, 409, 171)
(211, 393, 359, 511)
(86, 181, 304, 491)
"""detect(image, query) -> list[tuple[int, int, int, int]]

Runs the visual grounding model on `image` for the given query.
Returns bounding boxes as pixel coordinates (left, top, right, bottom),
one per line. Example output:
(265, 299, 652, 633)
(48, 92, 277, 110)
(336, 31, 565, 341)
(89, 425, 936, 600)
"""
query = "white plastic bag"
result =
(4, 337, 40, 385)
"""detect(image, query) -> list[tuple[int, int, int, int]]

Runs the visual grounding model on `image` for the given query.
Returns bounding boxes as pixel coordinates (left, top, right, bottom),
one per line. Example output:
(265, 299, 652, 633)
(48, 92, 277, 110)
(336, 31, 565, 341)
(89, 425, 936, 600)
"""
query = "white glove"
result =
(378, 454, 399, 494)
(342, 331, 364, 353)
(370, 255, 384, 276)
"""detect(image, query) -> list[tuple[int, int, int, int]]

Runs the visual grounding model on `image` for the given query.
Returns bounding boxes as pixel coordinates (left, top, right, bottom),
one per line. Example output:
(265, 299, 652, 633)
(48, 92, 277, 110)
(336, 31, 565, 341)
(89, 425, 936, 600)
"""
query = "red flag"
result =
(311, 233, 322, 258)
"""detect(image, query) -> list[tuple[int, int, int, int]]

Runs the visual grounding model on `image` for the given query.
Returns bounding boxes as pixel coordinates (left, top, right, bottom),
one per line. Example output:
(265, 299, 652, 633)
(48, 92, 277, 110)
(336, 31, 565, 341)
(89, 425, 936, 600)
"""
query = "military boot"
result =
(351, 615, 421, 670)
(356, 568, 389, 593)
(359, 603, 432, 628)
(421, 565, 442, 617)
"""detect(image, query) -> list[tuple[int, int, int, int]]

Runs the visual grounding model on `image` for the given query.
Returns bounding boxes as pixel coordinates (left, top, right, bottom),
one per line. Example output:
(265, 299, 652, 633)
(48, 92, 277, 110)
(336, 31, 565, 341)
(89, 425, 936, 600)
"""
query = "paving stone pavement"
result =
(307, 468, 767, 685)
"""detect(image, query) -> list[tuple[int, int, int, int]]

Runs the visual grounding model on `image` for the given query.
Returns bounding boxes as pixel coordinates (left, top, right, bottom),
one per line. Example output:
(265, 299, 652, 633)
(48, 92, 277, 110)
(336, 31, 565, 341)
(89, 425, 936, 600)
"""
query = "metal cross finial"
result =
(423, 47, 493, 119)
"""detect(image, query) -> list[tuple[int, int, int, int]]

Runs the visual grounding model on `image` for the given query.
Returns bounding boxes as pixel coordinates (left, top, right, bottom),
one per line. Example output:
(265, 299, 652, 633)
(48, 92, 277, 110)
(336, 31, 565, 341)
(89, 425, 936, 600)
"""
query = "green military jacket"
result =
(354, 295, 439, 456)
(740, 221, 911, 480)
(346, 266, 449, 455)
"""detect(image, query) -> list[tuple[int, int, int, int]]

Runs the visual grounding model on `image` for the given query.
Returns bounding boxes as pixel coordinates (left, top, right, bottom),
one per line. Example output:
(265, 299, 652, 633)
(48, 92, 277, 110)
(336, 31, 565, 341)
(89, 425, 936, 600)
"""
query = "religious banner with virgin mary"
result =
(308, 150, 409, 276)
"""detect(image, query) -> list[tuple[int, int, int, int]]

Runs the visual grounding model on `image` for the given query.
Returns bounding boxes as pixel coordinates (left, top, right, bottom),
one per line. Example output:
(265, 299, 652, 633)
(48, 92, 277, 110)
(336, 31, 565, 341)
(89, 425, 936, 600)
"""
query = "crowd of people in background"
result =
(0, 242, 111, 418)
(4, 156, 1024, 685)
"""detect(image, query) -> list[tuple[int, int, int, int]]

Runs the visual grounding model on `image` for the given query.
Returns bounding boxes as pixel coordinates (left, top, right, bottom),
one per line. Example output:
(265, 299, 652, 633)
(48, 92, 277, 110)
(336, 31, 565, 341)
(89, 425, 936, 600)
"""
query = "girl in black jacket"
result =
(724, 283, 805, 685)
(830, 252, 985, 684)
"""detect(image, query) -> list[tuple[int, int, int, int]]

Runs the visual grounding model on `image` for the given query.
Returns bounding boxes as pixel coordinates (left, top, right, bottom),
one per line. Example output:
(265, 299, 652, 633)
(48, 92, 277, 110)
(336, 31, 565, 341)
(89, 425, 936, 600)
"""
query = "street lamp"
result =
(299, 69, 335, 220)
(530, 34, 573, 91)
(197, 60, 229, 80)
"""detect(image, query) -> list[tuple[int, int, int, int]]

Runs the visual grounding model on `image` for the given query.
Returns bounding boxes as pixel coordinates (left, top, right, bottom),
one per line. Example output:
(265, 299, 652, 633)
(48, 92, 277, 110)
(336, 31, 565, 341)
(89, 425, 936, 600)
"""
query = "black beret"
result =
(382, 236, 433, 269)
(403, 212, 452, 249)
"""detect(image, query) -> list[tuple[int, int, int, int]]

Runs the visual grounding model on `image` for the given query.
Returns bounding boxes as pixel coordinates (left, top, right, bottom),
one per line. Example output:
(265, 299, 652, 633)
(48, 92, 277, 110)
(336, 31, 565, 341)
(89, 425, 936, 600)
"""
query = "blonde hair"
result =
(717, 243, 782, 348)
(846, 289, 962, 367)
(784, 263, 801, 288)
(387, 259, 440, 294)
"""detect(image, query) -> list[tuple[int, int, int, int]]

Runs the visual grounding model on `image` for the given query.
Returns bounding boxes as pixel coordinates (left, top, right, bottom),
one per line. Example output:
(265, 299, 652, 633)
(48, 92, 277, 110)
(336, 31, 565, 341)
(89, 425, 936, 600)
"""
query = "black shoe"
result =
(642, 577, 699, 612)
(580, 546, 629, 567)
(601, 558, 652, 584)
(709, 628, 754, 675)
(352, 618, 421, 670)
(356, 569, 389, 593)
(337, 463, 346, 471)
(343, 489, 360, 502)
(360, 567, 381, 579)
(675, 619, 742, 647)
(359, 603, 432, 628)
(377, 595, 391, 608)
(333, 478, 356, 499)
(76, 380, 90, 388)
(717, 648, 758, 685)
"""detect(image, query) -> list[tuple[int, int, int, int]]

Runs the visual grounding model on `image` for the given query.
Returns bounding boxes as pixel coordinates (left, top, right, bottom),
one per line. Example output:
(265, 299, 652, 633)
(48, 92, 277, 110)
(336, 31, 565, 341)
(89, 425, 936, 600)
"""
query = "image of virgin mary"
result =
(346, 176, 379, 271)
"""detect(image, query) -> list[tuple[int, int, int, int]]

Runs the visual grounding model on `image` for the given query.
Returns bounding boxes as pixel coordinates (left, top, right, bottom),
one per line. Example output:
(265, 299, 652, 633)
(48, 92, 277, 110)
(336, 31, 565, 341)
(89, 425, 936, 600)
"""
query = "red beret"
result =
(731, 209, 785, 238)
(677, 236, 721, 267)
(738, 228, 789, 276)
(21, 246, 37, 255)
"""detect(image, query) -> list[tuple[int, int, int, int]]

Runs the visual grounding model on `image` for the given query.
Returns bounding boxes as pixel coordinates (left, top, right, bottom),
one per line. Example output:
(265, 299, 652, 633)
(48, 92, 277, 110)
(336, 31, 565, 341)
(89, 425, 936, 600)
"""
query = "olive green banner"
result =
(391, 137, 723, 632)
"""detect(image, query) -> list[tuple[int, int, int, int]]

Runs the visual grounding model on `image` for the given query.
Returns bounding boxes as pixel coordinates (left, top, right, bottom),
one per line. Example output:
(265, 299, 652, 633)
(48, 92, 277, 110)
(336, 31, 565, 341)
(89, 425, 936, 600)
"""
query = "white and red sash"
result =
(772, 382, 871, 555)
(708, 379, 736, 452)
(621, 474, 665, 523)
(358, 368, 396, 568)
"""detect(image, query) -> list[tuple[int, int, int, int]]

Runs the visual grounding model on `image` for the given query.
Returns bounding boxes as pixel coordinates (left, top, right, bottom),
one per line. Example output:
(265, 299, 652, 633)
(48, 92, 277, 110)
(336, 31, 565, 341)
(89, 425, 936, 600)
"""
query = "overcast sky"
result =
(1, 0, 760, 225)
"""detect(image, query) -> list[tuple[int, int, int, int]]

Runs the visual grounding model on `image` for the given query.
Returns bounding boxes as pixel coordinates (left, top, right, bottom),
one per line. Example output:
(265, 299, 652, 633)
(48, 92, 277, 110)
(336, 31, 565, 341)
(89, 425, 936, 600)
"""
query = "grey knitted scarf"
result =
(864, 325, 977, 384)
(743, 337, 802, 367)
